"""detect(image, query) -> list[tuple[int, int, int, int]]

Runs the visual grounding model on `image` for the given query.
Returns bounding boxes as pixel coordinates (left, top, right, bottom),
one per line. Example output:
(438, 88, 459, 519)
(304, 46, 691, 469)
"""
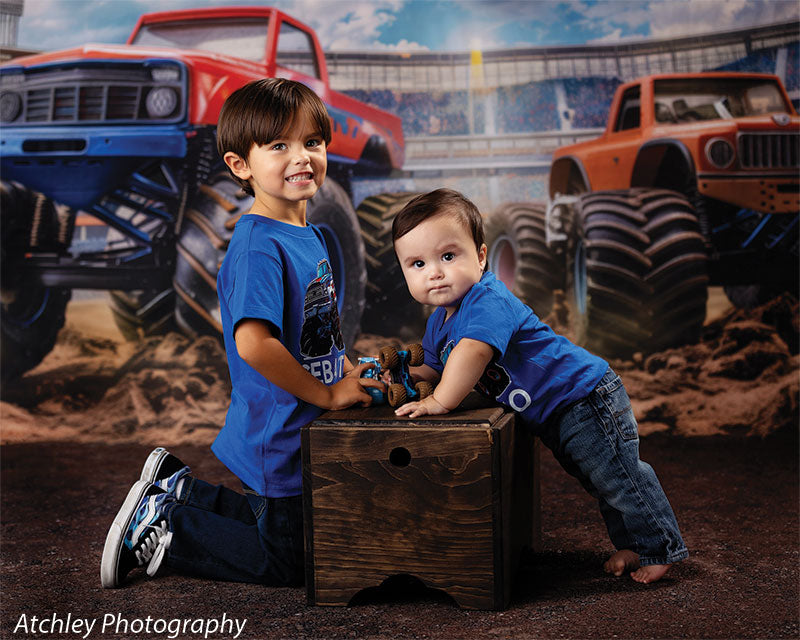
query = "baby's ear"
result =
(224, 152, 251, 181)
(478, 243, 488, 269)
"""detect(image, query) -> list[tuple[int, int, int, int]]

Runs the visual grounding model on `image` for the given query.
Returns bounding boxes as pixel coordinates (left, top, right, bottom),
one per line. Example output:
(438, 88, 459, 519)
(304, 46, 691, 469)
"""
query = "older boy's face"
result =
(234, 115, 327, 215)
(394, 212, 487, 319)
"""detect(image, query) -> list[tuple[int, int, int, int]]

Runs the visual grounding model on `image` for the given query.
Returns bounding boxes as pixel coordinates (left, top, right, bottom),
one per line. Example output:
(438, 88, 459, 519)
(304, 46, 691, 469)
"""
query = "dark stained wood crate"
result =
(302, 400, 540, 610)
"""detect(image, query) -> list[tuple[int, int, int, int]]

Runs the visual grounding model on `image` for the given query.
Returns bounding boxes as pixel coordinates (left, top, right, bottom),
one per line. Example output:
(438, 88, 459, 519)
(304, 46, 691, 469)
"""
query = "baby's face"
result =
(394, 212, 486, 319)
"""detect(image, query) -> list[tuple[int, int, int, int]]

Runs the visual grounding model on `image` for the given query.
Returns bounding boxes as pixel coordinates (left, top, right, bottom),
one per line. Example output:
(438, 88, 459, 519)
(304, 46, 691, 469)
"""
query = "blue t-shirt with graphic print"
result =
(213, 214, 346, 497)
(422, 271, 608, 426)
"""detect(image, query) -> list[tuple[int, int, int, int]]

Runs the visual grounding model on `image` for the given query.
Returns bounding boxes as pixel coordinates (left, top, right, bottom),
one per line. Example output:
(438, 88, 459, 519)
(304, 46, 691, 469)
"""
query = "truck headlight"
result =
(0, 91, 22, 123)
(706, 138, 735, 169)
(145, 86, 178, 118)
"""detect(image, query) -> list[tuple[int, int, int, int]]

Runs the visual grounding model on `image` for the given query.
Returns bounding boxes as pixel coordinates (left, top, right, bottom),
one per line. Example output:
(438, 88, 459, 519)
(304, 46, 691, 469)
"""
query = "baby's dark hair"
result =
(392, 188, 485, 253)
(216, 78, 332, 195)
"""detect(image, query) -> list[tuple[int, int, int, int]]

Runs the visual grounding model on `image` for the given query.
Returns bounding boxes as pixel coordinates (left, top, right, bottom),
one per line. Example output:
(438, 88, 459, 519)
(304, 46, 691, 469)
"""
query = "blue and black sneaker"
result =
(100, 480, 174, 588)
(140, 447, 190, 498)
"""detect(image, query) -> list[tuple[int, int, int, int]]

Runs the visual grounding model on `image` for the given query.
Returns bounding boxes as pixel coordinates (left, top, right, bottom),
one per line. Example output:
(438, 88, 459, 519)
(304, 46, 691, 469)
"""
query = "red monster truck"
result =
(0, 6, 405, 382)
(488, 72, 799, 356)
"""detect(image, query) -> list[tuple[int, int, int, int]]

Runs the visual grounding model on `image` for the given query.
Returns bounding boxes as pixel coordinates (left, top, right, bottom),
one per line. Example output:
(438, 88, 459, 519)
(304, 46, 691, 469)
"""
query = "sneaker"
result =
(100, 480, 174, 588)
(140, 447, 190, 497)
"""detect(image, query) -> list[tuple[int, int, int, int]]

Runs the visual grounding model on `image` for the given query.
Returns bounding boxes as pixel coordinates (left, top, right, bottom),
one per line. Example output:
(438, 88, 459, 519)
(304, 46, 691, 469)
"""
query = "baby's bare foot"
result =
(603, 549, 640, 576)
(631, 564, 670, 584)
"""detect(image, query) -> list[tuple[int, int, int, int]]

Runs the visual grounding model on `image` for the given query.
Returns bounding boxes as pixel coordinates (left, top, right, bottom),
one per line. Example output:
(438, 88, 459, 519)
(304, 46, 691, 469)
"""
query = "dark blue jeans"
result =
(162, 477, 304, 585)
(537, 368, 688, 566)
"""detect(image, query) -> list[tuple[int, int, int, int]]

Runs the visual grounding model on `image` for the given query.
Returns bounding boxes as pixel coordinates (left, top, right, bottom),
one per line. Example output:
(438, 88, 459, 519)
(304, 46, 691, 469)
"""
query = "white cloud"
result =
(583, 0, 799, 43)
(274, 0, 420, 51)
(13, 0, 800, 54)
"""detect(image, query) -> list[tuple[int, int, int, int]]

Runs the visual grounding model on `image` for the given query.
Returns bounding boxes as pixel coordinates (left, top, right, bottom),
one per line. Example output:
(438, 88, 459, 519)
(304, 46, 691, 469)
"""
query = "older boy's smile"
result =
(286, 171, 314, 184)
(395, 212, 487, 319)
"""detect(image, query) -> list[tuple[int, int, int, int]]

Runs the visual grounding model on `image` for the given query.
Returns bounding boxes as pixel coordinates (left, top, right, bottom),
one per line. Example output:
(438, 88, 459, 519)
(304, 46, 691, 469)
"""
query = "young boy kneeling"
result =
(392, 188, 687, 584)
(100, 79, 380, 588)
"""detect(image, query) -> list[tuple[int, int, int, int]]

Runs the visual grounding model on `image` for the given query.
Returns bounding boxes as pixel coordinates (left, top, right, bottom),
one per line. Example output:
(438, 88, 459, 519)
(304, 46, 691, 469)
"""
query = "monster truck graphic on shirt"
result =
(300, 259, 345, 358)
(440, 338, 511, 400)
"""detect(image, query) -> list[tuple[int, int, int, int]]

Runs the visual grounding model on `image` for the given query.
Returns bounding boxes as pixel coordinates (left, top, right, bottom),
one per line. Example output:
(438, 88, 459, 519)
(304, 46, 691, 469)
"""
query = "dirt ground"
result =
(1, 431, 797, 639)
(1, 291, 798, 639)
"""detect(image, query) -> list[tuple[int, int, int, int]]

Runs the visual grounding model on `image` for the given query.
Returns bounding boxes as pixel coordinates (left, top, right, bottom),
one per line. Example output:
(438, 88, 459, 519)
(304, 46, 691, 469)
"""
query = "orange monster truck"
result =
(489, 72, 798, 356)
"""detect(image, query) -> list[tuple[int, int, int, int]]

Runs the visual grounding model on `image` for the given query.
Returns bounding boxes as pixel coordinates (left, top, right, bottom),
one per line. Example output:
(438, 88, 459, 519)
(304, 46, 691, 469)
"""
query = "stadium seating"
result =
(343, 43, 796, 138)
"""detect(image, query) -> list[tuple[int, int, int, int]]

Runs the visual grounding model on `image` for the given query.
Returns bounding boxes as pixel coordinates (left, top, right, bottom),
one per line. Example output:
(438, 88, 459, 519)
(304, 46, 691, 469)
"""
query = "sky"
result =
(15, 0, 800, 53)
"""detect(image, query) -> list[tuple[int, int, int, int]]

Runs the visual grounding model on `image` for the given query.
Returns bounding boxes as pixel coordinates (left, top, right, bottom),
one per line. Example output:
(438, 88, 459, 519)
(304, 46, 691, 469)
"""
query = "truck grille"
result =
(0, 62, 185, 125)
(19, 84, 159, 123)
(738, 133, 799, 169)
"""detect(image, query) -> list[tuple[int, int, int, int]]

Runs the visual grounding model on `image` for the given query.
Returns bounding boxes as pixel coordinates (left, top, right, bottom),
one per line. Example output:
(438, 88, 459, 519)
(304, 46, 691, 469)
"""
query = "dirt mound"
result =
(1, 294, 797, 444)
(607, 294, 799, 438)
(1, 329, 231, 445)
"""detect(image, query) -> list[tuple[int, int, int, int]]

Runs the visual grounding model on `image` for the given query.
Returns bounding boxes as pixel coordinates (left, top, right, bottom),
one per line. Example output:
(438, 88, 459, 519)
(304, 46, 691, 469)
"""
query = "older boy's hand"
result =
(394, 394, 451, 419)
(326, 361, 383, 410)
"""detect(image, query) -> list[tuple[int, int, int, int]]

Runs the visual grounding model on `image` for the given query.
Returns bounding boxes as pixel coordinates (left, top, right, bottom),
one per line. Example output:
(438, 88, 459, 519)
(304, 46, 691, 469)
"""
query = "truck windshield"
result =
(132, 18, 269, 62)
(653, 78, 791, 123)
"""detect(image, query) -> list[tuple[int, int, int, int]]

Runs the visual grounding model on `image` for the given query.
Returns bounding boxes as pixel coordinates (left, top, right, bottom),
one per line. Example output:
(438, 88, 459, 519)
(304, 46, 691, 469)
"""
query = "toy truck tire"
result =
(568, 188, 708, 356)
(388, 383, 407, 407)
(485, 202, 561, 319)
(1, 182, 73, 382)
(379, 345, 400, 370)
(356, 192, 428, 339)
(407, 343, 424, 366)
(415, 381, 433, 399)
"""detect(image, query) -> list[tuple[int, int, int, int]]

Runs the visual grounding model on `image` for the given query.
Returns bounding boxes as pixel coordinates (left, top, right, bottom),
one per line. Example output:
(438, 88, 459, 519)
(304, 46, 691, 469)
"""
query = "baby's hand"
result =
(394, 394, 450, 419)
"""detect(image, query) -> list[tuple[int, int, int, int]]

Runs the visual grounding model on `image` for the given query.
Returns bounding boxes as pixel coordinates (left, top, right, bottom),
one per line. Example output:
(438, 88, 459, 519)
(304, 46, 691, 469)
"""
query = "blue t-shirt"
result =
(422, 271, 608, 426)
(213, 215, 346, 497)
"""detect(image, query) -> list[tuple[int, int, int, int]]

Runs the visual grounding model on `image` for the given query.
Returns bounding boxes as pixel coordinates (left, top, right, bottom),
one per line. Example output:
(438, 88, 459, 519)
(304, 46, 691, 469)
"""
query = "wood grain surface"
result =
(303, 407, 538, 610)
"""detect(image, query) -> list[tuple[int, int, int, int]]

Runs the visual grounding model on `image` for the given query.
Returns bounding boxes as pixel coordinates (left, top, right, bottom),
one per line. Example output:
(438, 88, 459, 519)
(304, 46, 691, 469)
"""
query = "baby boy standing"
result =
(392, 188, 688, 583)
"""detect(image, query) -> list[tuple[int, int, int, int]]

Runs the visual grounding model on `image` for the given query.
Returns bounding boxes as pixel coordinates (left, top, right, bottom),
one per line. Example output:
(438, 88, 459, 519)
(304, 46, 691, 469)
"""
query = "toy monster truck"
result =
(0, 6, 405, 383)
(488, 72, 798, 356)
(358, 343, 433, 407)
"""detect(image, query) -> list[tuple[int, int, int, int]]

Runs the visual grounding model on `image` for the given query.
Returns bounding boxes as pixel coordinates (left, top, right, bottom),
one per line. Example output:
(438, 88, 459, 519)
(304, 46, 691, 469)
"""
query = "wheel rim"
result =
(3, 287, 51, 328)
(573, 239, 587, 315)
(316, 222, 346, 315)
(489, 235, 517, 289)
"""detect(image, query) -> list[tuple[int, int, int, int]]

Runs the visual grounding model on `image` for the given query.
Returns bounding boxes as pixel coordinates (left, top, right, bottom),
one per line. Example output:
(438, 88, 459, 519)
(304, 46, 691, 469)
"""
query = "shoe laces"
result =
(134, 521, 172, 576)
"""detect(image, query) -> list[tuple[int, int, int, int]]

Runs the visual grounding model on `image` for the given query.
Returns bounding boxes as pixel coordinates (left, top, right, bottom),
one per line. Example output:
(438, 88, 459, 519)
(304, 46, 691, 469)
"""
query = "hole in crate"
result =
(349, 574, 456, 607)
(389, 446, 411, 467)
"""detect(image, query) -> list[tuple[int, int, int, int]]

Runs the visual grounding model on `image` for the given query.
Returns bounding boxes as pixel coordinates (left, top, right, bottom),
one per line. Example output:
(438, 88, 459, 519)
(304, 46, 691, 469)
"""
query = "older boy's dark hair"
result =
(216, 78, 332, 195)
(392, 188, 485, 252)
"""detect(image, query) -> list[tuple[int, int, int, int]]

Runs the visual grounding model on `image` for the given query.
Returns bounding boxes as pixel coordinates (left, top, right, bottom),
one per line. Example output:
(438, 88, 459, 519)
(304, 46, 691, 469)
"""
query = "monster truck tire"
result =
(1, 181, 73, 382)
(1, 287, 71, 384)
(356, 192, 427, 339)
(388, 383, 407, 408)
(108, 289, 177, 341)
(407, 343, 424, 366)
(172, 174, 365, 350)
(415, 381, 433, 400)
(171, 171, 243, 338)
(721, 211, 799, 309)
(723, 284, 786, 309)
(305, 180, 366, 349)
(379, 346, 400, 370)
(567, 188, 708, 357)
(485, 202, 561, 318)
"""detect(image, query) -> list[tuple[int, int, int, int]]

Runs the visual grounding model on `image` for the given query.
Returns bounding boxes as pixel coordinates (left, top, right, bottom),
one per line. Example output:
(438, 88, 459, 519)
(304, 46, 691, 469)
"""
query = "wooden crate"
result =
(302, 400, 540, 610)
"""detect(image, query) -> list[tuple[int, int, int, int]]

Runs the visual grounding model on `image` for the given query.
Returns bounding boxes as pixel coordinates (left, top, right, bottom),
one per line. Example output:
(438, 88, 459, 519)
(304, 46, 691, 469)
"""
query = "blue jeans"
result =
(161, 477, 304, 585)
(536, 368, 688, 566)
